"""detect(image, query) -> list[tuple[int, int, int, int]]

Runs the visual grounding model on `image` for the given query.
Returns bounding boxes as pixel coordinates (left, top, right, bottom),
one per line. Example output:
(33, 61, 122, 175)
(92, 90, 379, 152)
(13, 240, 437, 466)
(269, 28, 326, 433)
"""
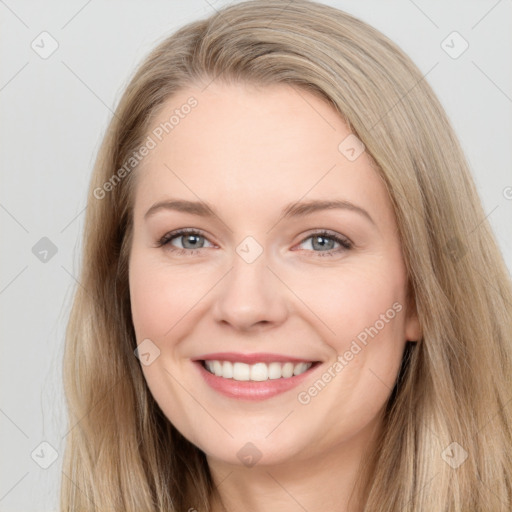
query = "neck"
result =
(208, 415, 382, 512)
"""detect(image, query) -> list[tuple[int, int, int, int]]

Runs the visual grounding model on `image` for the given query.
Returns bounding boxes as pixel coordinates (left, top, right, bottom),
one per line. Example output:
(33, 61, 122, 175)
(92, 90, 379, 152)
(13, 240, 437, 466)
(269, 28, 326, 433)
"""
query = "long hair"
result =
(60, 1, 512, 510)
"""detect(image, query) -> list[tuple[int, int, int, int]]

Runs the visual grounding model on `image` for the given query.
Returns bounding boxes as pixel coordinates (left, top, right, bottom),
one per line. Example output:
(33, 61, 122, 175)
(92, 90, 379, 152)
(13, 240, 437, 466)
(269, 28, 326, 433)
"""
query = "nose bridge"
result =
(212, 238, 288, 330)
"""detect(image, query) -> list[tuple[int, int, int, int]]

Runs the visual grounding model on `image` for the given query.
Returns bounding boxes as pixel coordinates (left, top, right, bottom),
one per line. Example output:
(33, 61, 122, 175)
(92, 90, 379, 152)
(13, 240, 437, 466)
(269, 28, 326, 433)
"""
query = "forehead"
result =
(133, 82, 391, 223)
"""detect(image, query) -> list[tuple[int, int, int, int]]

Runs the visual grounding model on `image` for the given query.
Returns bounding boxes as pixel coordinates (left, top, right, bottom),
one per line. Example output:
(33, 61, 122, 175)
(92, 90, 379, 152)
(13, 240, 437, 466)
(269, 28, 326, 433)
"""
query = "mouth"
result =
(192, 353, 322, 400)
(201, 359, 316, 381)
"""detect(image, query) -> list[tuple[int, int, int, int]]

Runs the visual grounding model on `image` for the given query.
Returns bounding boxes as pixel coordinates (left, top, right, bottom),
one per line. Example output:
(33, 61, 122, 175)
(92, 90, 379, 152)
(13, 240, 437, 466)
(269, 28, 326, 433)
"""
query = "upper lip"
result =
(192, 352, 319, 364)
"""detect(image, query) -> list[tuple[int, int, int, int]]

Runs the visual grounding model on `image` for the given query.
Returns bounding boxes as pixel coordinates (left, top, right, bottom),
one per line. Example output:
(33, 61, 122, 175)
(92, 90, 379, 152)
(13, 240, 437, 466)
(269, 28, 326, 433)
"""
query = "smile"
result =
(193, 353, 321, 400)
(203, 360, 313, 381)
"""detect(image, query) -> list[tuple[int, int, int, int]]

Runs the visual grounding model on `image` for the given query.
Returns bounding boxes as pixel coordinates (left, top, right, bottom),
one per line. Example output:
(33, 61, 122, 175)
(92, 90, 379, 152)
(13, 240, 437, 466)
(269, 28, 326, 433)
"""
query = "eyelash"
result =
(156, 228, 353, 257)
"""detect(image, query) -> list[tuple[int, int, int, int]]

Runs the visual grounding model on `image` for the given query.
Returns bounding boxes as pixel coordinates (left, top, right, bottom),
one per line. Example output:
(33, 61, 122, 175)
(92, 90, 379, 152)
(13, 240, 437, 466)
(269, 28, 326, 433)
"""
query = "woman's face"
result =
(129, 82, 420, 468)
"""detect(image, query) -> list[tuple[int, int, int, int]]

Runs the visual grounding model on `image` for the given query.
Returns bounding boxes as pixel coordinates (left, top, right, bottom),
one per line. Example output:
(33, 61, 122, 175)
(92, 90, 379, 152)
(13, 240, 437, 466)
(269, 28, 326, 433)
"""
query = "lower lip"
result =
(194, 361, 319, 401)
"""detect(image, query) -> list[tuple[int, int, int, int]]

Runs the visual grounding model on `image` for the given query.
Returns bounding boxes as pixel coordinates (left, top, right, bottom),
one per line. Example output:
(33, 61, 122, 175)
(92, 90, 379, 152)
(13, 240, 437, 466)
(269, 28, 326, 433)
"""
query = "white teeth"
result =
(268, 362, 282, 380)
(213, 360, 223, 377)
(233, 362, 250, 381)
(293, 362, 309, 376)
(222, 361, 233, 379)
(203, 360, 313, 381)
(282, 362, 294, 378)
(250, 363, 268, 381)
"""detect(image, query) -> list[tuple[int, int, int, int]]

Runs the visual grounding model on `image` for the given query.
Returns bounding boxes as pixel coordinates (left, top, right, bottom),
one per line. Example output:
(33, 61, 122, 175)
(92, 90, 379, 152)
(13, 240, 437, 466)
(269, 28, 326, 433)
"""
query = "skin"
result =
(128, 82, 421, 512)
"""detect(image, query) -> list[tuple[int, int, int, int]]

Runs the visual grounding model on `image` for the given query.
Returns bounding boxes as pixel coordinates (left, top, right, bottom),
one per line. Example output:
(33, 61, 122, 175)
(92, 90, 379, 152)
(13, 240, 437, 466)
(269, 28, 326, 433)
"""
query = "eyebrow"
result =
(144, 198, 375, 225)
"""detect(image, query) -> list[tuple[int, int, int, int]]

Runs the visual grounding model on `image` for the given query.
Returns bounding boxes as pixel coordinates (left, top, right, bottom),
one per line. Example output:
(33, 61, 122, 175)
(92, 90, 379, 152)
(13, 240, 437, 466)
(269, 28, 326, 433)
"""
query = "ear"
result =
(404, 291, 421, 342)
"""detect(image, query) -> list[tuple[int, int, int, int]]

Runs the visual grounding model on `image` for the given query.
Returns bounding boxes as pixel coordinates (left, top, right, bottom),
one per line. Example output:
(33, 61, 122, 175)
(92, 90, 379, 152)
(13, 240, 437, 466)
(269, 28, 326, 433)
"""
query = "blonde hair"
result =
(61, 1, 512, 510)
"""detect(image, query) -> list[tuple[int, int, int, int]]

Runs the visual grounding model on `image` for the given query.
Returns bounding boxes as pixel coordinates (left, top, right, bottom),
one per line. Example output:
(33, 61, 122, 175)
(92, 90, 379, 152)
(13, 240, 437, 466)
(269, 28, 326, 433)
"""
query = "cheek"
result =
(289, 273, 407, 440)
(294, 261, 409, 408)
(129, 253, 204, 340)
(129, 267, 168, 340)
(296, 263, 407, 349)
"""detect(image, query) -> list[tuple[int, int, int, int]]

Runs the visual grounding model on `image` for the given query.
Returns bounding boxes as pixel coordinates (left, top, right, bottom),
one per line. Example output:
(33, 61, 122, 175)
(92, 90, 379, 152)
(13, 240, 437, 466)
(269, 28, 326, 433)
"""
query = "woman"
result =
(60, 1, 512, 510)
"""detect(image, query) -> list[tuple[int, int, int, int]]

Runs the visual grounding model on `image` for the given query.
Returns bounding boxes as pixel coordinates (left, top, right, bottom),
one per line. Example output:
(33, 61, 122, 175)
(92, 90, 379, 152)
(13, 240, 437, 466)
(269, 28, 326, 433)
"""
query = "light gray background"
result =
(1, 1, 511, 510)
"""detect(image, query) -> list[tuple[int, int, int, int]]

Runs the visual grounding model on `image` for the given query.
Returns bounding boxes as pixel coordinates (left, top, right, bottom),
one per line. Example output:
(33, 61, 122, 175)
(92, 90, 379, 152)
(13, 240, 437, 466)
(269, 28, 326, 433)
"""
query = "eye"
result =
(295, 231, 352, 257)
(156, 228, 214, 256)
(156, 228, 353, 257)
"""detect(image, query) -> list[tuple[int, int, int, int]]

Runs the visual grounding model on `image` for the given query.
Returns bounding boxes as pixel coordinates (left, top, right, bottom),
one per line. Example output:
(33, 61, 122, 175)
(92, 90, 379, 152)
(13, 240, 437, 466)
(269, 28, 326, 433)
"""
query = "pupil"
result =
(314, 236, 332, 251)
(186, 235, 198, 247)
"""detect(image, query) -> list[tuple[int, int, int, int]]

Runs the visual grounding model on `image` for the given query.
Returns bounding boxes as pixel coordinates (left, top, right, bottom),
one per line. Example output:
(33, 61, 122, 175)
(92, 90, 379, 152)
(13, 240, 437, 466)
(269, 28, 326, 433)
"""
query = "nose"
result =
(211, 248, 289, 332)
